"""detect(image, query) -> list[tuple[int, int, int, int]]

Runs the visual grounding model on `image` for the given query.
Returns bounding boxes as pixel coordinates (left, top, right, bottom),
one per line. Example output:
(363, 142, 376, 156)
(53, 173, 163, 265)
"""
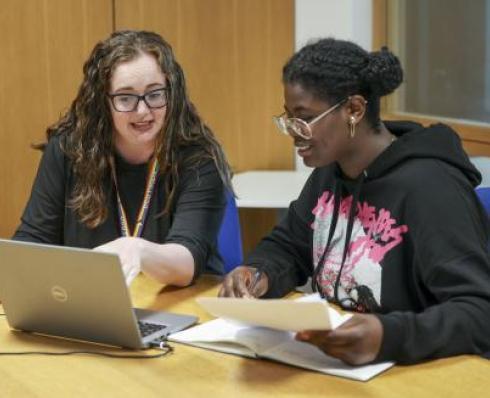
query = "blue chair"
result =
(476, 187, 490, 216)
(217, 192, 244, 273)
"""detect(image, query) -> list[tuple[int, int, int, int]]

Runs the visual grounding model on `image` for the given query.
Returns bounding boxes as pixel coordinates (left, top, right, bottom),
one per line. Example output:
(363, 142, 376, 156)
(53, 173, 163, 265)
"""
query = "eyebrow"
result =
(112, 83, 166, 93)
(284, 105, 309, 115)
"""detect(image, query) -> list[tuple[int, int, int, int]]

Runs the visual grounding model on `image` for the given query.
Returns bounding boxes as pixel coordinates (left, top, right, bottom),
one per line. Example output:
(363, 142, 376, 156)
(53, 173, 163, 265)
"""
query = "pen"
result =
(249, 269, 263, 294)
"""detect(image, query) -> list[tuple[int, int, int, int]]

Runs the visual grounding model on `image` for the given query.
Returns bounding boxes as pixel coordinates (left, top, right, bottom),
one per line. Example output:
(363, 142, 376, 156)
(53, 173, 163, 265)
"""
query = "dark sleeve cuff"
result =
(374, 313, 405, 362)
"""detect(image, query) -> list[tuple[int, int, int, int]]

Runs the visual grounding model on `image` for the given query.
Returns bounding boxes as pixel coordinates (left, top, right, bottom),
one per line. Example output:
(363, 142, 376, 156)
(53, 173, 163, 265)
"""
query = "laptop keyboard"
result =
(137, 321, 168, 338)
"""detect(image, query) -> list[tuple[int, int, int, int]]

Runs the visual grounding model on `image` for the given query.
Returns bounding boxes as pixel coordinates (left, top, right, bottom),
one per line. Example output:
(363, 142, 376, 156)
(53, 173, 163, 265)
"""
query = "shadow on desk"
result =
(133, 275, 223, 321)
(3, 327, 126, 354)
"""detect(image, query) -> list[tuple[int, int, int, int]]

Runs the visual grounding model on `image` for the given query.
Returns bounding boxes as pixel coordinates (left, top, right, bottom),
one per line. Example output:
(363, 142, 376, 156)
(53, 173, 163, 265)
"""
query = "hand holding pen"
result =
(218, 266, 268, 298)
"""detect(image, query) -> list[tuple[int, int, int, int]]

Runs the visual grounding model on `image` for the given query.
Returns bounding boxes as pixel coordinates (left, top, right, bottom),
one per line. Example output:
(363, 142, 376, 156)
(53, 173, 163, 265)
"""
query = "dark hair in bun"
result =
(282, 38, 403, 130)
(362, 46, 404, 97)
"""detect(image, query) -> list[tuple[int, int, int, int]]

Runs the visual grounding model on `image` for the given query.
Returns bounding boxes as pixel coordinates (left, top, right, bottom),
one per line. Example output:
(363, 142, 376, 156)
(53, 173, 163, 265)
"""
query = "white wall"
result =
(294, 0, 373, 170)
(471, 157, 490, 187)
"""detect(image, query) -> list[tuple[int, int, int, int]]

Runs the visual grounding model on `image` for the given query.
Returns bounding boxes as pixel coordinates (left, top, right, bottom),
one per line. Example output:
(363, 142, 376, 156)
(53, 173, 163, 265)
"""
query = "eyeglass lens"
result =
(112, 89, 167, 112)
(274, 116, 310, 139)
(282, 118, 310, 139)
(288, 120, 310, 139)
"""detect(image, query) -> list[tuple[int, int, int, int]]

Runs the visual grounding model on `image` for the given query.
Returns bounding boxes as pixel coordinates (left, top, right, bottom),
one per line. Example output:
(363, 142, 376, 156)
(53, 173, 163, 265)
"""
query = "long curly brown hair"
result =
(43, 30, 232, 228)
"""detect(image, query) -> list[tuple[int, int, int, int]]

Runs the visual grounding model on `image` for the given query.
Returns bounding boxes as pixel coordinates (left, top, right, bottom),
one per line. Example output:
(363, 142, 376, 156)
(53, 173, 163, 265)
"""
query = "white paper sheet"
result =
(196, 297, 334, 332)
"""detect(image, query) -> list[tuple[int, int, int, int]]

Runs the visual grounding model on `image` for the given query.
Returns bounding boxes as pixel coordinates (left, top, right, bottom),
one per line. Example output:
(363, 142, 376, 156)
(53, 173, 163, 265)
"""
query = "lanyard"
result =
(110, 156, 159, 238)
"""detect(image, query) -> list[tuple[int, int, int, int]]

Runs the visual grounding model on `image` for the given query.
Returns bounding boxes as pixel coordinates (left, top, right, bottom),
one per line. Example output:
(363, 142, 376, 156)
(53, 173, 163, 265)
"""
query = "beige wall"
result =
(0, 0, 294, 252)
(0, 0, 113, 237)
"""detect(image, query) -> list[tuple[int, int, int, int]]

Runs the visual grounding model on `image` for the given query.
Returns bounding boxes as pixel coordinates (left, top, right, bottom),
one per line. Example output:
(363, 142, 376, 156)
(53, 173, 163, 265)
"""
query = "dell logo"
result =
(51, 285, 68, 302)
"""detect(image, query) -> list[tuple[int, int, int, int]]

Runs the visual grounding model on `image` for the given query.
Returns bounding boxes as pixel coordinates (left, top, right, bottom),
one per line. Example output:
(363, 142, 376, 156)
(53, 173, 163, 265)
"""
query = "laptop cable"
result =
(0, 348, 173, 358)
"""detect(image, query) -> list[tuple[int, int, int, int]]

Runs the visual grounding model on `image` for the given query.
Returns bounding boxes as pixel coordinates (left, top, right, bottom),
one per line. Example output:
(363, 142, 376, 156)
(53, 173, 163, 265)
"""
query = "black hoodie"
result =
(247, 121, 490, 364)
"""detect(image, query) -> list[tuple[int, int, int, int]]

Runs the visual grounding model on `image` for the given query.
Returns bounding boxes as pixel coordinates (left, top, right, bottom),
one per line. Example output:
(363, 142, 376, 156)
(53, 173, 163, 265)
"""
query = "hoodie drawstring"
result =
(312, 172, 380, 312)
(311, 179, 342, 294)
(333, 174, 363, 306)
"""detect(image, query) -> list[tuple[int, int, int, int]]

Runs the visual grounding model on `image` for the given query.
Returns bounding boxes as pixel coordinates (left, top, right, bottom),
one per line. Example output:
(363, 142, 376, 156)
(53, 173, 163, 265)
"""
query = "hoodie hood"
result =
(365, 121, 481, 187)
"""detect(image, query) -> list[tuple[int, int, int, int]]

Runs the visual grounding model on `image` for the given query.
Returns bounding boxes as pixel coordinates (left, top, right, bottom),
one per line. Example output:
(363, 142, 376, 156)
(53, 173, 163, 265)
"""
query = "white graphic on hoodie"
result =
(312, 190, 408, 310)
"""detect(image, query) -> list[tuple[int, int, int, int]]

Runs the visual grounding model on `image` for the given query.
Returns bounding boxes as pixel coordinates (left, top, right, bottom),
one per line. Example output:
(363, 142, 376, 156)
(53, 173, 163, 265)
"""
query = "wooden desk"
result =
(0, 275, 488, 397)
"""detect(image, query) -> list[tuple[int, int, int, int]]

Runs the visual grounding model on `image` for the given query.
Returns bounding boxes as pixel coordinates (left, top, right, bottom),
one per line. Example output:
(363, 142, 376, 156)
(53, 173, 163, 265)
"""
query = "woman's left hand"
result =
(295, 314, 383, 365)
(94, 237, 144, 286)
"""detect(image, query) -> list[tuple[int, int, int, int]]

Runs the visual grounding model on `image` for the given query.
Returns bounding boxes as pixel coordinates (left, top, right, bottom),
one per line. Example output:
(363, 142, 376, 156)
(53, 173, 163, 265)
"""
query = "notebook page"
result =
(262, 339, 394, 381)
(169, 318, 291, 356)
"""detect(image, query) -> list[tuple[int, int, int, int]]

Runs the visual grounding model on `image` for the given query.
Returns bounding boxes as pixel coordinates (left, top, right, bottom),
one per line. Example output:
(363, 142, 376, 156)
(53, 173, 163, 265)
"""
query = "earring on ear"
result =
(349, 116, 356, 138)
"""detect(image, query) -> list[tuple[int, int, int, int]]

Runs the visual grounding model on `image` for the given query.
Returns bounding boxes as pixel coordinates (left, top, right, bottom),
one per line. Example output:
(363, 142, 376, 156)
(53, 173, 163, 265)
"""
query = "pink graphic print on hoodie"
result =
(312, 190, 408, 309)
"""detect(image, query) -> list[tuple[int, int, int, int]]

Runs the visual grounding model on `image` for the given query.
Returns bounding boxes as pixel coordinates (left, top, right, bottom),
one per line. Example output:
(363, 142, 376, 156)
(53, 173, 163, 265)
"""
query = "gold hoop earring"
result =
(349, 116, 356, 138)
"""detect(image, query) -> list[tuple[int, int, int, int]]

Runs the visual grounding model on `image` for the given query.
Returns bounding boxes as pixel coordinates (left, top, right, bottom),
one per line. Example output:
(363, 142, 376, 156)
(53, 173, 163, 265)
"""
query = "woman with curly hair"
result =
(14, 30, 232, 287)
(219, 38, 490, 365)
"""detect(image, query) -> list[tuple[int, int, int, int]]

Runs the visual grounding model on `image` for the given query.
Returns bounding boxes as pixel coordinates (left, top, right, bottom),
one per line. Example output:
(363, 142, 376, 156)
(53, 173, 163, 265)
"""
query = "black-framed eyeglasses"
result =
(108, 88, 168, 112)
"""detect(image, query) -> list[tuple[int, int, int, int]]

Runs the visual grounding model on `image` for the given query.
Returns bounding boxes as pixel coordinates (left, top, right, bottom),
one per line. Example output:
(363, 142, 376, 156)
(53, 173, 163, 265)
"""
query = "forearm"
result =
(140, 241, 195, 287)
(376, 297, 490, 363)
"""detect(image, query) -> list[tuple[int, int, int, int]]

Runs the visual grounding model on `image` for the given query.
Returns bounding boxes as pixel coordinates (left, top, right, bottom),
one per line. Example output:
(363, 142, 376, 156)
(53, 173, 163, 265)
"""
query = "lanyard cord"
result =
(110, 156, 159, 238)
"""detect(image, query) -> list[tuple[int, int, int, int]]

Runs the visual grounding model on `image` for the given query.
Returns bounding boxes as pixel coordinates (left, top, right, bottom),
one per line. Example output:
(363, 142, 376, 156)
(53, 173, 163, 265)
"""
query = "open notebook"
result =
(169, 295, 394, 381)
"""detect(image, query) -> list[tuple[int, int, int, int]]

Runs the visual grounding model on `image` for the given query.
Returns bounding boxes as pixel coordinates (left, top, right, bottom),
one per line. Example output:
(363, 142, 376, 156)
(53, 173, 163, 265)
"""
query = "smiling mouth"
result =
(131, 121, 154, 131)
(295, 141, 312, 150)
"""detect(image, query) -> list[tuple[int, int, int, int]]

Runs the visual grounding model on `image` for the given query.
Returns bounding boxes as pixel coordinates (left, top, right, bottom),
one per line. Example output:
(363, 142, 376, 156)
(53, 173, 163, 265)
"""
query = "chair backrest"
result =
(217, 192, 244, 273)
(475, 187, 490, 216)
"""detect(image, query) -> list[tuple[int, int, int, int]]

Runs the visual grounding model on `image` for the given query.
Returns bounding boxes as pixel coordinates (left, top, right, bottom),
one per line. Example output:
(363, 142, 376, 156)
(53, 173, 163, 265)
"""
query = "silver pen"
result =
(249, 269, 263, 293)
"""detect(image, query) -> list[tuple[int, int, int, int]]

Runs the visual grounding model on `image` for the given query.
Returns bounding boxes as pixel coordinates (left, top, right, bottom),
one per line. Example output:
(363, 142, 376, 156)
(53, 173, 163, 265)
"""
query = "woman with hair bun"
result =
(219, 38, 490, 365)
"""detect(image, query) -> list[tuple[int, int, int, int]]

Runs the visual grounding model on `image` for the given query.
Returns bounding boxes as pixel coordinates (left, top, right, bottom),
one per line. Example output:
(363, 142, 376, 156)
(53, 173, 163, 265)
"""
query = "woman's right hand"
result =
(218, 266, 269, 298)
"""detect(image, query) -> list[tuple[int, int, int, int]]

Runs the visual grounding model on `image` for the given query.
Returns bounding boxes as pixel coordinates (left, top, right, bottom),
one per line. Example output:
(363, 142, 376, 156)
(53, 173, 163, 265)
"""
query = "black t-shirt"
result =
(13, 134, 226, 279)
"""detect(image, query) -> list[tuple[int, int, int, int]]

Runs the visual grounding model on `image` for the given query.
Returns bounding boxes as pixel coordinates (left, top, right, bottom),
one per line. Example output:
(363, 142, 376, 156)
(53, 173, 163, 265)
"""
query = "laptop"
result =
(0, 239, 197, 349)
